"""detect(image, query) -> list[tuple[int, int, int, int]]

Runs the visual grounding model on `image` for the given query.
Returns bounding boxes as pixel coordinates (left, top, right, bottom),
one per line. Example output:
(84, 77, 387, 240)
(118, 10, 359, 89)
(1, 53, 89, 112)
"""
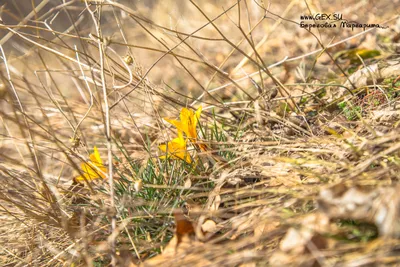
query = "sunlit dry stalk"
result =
(0, 0, 50, 46)
(83, 1, 117, 266)
(0, 45, 44, 184)
(105, 0, 252, 109)
(189, 0, 298, 112)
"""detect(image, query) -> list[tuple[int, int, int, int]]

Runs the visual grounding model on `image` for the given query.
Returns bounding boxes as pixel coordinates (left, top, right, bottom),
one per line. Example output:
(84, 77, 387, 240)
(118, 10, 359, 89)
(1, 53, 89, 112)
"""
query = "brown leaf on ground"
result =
(142, 209, 201, 266)
(174, 210, 195, 244)
(201, 219, 217, 233)
(318, 183, 400, 237)
(271, 213, 331, 267)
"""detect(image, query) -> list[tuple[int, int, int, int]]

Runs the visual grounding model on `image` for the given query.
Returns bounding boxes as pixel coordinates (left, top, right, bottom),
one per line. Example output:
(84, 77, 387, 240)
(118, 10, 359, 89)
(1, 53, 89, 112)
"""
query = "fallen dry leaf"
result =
(201, 219, 217, 233)
(184, 178, 192, 189)
(254, 221, 280, 240)
(318, 183, 400, 237)
(141, 210, 198, 266)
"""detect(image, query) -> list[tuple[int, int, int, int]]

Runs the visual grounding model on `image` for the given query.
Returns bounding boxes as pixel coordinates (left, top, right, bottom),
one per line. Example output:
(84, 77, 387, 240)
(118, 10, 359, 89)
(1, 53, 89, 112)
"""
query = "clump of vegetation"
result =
(338, 101, 362, 121)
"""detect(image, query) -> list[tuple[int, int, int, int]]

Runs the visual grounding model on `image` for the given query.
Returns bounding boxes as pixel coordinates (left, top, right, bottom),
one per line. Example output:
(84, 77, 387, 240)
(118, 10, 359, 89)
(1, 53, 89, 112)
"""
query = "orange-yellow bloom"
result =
(159, 131, 191, 163)
(164, 106, 202, 140)
(75, 146, 107, 183)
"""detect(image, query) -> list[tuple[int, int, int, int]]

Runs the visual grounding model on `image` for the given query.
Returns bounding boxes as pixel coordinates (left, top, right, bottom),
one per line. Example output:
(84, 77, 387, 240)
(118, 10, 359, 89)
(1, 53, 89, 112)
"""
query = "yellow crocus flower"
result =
(159, 131, 191, 163)
(75, 146, 107, 183)
(164, 106, 202, 140)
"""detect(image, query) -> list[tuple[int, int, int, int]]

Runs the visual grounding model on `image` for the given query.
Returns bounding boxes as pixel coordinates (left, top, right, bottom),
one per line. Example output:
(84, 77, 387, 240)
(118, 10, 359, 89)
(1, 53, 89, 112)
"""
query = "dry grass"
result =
(1, 0, 400, 266)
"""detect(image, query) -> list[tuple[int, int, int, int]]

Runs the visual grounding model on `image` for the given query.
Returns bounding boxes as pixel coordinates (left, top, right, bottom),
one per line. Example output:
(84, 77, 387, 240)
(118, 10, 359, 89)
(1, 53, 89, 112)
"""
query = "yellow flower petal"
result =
(181, 106, 202, 139)
(159, 144, 168, 153)
(75, 146, 107, 183)
(89, 146, 103, 165)
(164, 118, 183, 132)
(164, 106, 202, 141)
(160, 106, 202, 163)
(158, 132, 191, 163)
